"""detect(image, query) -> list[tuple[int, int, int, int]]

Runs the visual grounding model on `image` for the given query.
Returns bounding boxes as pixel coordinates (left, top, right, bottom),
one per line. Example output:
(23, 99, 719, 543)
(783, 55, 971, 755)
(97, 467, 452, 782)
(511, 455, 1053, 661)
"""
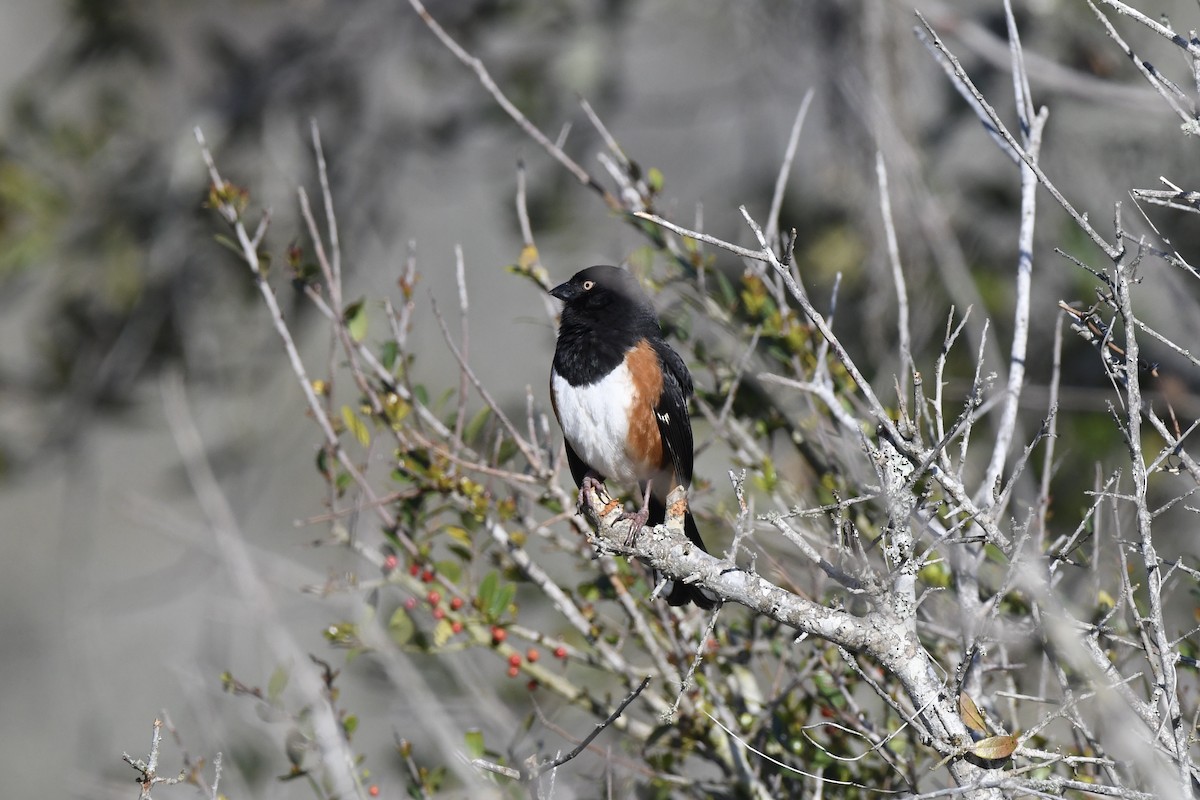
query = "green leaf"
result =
(646, 166, 664, 194)
(341, 405, 370, 447)
(433, 619, 455, 648)
(445, 526, 473, 548)
(380, 340, 399, 371)
(383, 394, 410, 425)
(478, 572, 498, 617)
(434, 559, 462, 583)
(213, 233, 243, 257)
(267, 665, 290, 703)
(463, 407, 492, 444)
(434, 387, 456, 415)
(342, 714, 358, 738)
(464, 729, 485, 760)
(343, 299, 368, 342)
(389, 607, 415, 646)
(496, 439, 519, 465)
(493, 583, 516, 619)
(714, 269, 736, 309)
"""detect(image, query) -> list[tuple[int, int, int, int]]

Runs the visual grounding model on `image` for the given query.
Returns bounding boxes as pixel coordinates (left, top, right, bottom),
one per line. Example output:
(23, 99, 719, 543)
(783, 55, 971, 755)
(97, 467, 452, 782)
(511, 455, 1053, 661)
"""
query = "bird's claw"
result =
(621, 506, 650, 547)
(580, 473, 605, 497)
(579, 473, 616, 513)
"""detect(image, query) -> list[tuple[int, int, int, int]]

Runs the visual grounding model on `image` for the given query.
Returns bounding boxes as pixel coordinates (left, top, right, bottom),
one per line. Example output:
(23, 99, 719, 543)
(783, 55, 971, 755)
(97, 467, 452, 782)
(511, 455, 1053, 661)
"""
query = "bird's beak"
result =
(549, 281, 577, 302)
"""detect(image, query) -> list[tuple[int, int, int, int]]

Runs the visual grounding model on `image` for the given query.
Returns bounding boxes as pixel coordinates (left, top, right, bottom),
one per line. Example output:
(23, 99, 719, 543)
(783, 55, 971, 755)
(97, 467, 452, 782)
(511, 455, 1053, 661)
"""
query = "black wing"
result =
(562, 437, 592, 487)
(650, 339, 694, 488)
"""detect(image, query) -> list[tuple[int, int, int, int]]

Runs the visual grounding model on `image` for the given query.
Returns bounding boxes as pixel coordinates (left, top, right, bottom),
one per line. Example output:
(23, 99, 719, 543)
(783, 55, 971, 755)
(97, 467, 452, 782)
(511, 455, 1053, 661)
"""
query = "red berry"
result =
(421, 569, 435, 583)
(409, 563, 420, 577)
(432, 607, 445, 620)
(508, 653, 522, 668)
(368, 786, 380, 797)
(450, 596, 464, 611)
(526, 680, 538, 691)
(491, 627, 507, 644)
(403, 597, 417, 611)
(507, 665, 520, 678)
(427, 590, 441, 606)
(383, 554, 398, 572)
(554, 646, 567, 660)
(451, 620, 463, 634)
(526, 648, 539, 663)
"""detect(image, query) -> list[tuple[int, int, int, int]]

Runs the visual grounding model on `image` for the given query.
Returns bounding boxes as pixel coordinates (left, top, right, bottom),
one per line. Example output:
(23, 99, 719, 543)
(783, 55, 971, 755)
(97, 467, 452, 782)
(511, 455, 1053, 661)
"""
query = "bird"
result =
(549, 264, 716, 609)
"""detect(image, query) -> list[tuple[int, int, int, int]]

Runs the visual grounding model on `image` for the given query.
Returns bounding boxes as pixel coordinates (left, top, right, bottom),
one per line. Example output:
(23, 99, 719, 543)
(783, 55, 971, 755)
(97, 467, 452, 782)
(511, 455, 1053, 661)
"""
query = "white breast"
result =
(552, 364, 644, 485)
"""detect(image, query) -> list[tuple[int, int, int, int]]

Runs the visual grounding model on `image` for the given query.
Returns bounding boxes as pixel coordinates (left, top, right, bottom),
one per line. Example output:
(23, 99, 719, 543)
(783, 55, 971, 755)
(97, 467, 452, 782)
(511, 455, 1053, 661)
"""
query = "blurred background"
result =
(0, 0, 1196, 796)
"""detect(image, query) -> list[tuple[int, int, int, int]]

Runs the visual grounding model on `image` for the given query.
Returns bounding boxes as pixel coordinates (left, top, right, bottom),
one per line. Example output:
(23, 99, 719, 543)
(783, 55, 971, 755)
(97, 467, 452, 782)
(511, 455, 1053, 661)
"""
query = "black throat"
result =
(553, 314, 642, 387)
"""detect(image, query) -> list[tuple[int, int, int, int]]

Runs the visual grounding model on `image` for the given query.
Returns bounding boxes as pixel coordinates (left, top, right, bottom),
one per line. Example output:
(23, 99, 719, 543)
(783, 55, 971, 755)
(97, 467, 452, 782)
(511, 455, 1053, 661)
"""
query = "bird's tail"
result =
(647, 493, 718, 609)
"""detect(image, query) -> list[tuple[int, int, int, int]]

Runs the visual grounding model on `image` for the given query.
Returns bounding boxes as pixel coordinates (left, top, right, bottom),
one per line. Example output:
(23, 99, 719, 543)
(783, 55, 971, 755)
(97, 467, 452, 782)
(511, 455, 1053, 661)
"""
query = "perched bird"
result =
(549, 265, 716, 609)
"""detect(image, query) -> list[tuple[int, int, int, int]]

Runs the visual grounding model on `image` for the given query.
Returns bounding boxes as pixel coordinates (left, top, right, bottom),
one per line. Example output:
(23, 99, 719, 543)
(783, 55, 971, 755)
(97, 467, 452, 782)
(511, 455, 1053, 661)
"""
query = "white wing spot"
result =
(656, 412, 670, 424)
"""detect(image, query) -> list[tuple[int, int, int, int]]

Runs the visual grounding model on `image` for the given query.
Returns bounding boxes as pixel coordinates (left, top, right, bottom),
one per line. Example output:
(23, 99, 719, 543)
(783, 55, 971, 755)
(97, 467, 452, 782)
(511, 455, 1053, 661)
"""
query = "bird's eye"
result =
(582, 280, 595, 291)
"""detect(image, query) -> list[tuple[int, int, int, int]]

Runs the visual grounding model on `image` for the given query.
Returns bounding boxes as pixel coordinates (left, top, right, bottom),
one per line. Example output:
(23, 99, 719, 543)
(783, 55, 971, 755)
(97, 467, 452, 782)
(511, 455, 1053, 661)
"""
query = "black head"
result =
(549, 265, 658, 330)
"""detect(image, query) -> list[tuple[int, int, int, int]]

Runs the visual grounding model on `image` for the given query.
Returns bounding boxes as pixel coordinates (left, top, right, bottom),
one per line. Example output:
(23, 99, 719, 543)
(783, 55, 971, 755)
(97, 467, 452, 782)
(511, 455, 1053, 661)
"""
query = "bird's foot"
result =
(580, 474, 621, 516)
(580, 473, 605, 498)
(621, 481, 654, 546)
(620, 506, 650, 546)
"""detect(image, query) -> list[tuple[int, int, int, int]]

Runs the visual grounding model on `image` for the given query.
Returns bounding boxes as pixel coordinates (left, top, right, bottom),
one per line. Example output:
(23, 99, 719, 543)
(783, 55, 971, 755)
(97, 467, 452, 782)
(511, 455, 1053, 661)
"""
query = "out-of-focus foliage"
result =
(8, 1, 1200, 797)
(7, 0, 1194, 485)
(0, 0, 633, 474)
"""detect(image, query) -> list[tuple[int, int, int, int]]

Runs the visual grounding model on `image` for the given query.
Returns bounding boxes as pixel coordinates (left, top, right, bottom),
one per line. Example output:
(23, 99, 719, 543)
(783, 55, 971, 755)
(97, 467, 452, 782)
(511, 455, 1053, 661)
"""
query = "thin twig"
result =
(876, 153, 913, 391)
(531, 677, 652, 777)
(977, 65, 1047, 505)
(408, 0, 610, 200)
(195, 127, 397, 534)
(452, 245, 470, 452)
(1092, 0, 1200, 59)
(633, 211, 769, 262)
(1086, 1, 1195, 123)
(431, 296, 542, 468)
(915, 12, 1122, 261)
(765, 90, 815, 248)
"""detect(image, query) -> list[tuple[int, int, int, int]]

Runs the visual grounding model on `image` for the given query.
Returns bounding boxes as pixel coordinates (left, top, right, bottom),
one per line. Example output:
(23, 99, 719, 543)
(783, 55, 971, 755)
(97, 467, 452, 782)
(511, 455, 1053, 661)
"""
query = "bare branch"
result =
(876, 153, 913, 392)
(915, 12, 1122, 261)
(765, 90, 815, 248)
(407, 0, 612, 202)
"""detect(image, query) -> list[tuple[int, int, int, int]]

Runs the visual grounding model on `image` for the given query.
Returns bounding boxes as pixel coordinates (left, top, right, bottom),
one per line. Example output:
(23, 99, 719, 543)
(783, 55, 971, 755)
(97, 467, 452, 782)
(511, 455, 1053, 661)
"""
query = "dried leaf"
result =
(971, 733, 1018, 761)
(959, 693, 988, 734)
